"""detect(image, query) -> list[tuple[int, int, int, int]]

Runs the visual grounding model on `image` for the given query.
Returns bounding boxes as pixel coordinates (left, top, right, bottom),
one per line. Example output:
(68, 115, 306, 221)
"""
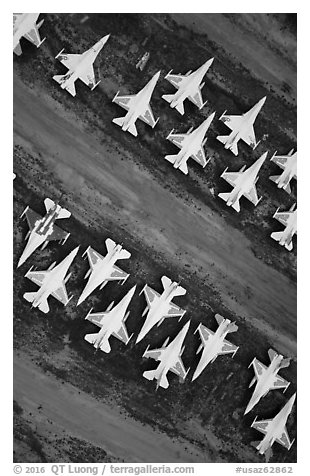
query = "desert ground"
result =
(13, 13, 296, 463)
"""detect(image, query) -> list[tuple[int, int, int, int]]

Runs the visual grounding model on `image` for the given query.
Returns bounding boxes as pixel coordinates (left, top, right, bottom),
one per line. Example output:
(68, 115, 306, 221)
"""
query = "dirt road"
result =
(13, 74, 296, 355)
(14, 352, 207, 463)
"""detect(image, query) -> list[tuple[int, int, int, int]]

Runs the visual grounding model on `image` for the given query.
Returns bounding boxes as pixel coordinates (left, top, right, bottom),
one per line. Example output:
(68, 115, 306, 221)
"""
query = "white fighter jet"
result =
(245, 348, 291, 415)
(162, 58, 214, 115)
(165, 112, 215, 174)
(271, 204, 297, 251)
(13, 13, 45, 56)
(18, 198, 71, 268)
(112, 71, 160, 136)
(84, 285, 136, 353)
(251, 393, 296, 462)
(77, 238, 131, 306)
(23, 246, 79, 313)
(192, 314, 239, 382)
(53, 35, 110, 97)
(218, 152, 267, 212)
(136, 276, 187, 343)
(217, 96, 266, 156)
(269, 149, 297, 194)
(142, 320, 190, 389)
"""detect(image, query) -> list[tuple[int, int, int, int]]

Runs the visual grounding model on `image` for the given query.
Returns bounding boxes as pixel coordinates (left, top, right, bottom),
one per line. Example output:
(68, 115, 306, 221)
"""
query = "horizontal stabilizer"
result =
(84, 333, 98, 345)
(162, 94, 175, 104)
(251, 441, 260, 450)
(218, 192, 231, 203)
(119, 249, 131, 260)
(217, 135, 229, 145)
(58, 207, 71, 219)
(284, 182, 292, 194)
(99, 340, 111, 353)
(53, 75, 76, 97)
(285, 241, 293, 251)
(38, 300, 49, 314)
(143, 369, 157, 381)
(269, 174, 280, 184)
(23, 292, 36, 303)
(175, 102, 185, 115)
(159, 374, 169, 389)
(14, 42, 23, 56)
(280, 358, 291, 369)
(179, 161, 188, 174)
(128, 123, 138, 137)
(165, 154, 177, 165)
(231, 200, 240, 212)
(228, 322, 238, 333)
(112, 117, 126, 127)
(271, 231, 283, 242)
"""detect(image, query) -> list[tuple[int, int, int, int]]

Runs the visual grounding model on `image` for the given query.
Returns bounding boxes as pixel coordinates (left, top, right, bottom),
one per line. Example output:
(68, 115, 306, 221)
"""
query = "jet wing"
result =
(221, 171, 242, 187)
(57, 52, 84, 71)
(24, 208, 42, 231)
(198, 324, 214, 344)
(47, 224, 70, 242)
(143, 348, 163, 361)
(139, 105, 158, 128)
(165, 73, 186, 89)
(252, 358, 267, 379)
(143, 285, 160, 307)
(220, 114, 243, 131)
(274, 211, 292, 227)
(109, 264, 129, 282)
(79, 65, 97, 89)
(219, 339, 238, 355)
(52, 283, 69, 305)
(276, 428, 292, 449)
(252, 419, 273, 435)
(113, 94, 135, 111)
(271, 374, 290, 391)
(243, 185, 260, 205)
(86, 247, 104, 269)
(25, 270, 49, 287)
(86, 312, 106, 327)
(166, 302, 185, 318)
(192, 147, 208, 167)
(241, 125, 257, 148)
(167, 133, 187, 149)
(112, 323, 131, 344)
(23, 26, 43, 47)
(170, 358, 187, 380)
(188, 89, 204, 109)
(271, 155, 290, 170)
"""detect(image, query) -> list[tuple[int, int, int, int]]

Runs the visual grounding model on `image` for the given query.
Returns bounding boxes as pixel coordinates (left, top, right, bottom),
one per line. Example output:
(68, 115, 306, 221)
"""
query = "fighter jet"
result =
(112, 71, 160, 136)
(217, 96, 266, 156)
(192, 314, 239, 382)
(251, 393, 296, 462)
(162, 58, 214, 115)
(84, 285, 136, 353)
(136, 276, 187, 343)
(271, 204, 297, 251)
(142, 320, 190, 389)
(218, 152, 267, 212)
(165, 112, 215, 174)
(53, 35, 110, 97)
(245, 348, 291, 415)
(77, 238, 131, 306)
(13, 13, 45, 56)
(23, 246, 79, 313)
(269, 149, 297, 194)
(18, 197, 71, 268)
